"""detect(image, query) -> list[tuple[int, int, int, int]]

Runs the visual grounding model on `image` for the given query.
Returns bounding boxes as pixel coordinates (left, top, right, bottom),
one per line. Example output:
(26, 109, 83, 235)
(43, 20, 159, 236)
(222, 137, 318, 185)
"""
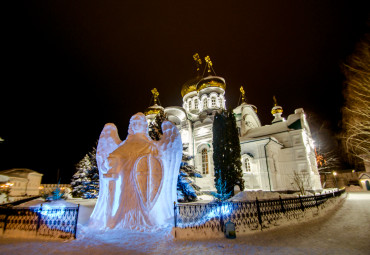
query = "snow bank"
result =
(345, 185, 363, 192)
(229, 190, 297, 201)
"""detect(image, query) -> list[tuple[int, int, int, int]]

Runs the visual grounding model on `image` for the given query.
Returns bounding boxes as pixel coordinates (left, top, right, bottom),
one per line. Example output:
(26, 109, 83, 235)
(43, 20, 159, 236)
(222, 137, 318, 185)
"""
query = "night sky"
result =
(1, 1, 368, 183)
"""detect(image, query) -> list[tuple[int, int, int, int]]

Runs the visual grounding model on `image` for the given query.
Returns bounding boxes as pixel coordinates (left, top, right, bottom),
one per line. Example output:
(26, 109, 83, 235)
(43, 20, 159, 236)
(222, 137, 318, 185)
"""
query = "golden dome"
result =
(181, 75, 202, 97)
(271, 106, 283, 115)
(196, 75, 226, 91)
(144, 104, 164, 116)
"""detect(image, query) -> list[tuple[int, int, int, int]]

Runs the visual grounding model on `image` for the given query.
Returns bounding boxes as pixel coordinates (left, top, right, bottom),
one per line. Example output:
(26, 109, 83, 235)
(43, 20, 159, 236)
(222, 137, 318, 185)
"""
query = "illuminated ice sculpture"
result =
(89, 113, 182, 229)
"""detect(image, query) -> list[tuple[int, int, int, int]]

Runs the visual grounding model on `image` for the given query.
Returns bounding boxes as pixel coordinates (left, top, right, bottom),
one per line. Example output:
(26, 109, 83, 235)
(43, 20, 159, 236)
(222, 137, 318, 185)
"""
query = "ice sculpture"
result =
(89, 113, 182, 229)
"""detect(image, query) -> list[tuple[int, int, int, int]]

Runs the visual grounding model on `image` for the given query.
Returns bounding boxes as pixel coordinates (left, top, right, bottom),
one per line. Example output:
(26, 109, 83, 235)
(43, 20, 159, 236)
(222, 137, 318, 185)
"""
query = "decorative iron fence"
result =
(0, 204, 80, 239)
(174, 189, 345, 232)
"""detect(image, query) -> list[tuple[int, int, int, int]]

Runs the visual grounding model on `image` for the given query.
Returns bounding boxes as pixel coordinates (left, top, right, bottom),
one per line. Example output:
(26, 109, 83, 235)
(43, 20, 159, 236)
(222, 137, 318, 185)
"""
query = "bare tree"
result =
(342, 33, 370, 164)
(292, 170, 311, 195)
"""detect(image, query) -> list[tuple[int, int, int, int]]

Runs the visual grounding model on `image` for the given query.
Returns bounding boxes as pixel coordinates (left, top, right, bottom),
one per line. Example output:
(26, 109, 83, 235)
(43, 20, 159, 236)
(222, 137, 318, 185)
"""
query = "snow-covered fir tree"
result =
(211, 178, 232, 202)
(71, 147, 99, 198)
(177, 154, 202, 202)
(148, 110, 167, 141)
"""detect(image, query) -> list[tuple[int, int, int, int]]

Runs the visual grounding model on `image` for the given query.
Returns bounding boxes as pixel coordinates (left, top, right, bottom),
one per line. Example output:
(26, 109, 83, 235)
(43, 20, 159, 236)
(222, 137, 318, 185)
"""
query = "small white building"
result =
(0, 168, 43, 196)
(144, 55, 322, 193)
(359, 172, 370, 191)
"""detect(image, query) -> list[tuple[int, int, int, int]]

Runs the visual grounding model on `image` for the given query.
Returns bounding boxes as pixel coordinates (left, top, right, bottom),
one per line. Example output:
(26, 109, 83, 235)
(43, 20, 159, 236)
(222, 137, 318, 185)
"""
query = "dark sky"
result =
(1, 1, 368, 183)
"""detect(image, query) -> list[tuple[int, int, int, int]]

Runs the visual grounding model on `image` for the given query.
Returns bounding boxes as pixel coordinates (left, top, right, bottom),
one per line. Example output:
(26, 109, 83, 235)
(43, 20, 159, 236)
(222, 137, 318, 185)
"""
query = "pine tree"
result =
(177, 154, 202, 202)
(213, 110, 244, 198)
(71, 147, 99, 198)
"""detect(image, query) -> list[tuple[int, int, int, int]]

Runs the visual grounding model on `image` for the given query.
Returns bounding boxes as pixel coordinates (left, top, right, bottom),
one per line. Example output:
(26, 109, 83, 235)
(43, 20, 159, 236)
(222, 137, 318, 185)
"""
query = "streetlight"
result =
(333, 171, 338, 190)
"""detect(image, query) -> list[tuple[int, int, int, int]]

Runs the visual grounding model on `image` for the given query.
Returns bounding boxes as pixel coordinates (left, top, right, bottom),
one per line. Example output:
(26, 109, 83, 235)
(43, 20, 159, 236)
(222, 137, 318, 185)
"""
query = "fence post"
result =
(279, 196, 285, 214)
(173, 201, 177, 228)
(256, 197, 262, 230)
(2, 208, 10, 234)
(314, 194, 318, 209)
(36, 204, 43, 236)
(73, 204, 80, 239)
(173, 201, 177, 238)
(299, 195, 304, 212)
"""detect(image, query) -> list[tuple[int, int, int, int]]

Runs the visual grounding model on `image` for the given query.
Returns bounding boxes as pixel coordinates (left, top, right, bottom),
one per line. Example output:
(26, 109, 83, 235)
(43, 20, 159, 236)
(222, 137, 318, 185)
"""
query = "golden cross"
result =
(273, 95, 278, 106)
(151, 88, 159, 104)
(193, 53, 202, 71)
(240, 86, 246, 102)
(205, 56, 213, 73)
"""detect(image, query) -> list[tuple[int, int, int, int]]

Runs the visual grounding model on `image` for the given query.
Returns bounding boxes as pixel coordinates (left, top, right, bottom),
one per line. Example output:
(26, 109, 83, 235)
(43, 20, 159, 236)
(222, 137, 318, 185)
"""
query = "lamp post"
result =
(333, 171, 338, 190)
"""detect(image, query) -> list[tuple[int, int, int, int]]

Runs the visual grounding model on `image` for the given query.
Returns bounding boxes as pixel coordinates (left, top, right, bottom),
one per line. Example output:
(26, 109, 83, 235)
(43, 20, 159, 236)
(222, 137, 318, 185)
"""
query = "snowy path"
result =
(0, 192, 369, 255)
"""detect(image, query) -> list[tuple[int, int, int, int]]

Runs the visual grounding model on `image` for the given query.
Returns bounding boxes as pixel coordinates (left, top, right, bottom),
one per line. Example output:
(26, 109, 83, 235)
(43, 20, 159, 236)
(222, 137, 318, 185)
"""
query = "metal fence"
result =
(0, 204, 80, 239)
(174, 189, 345, 232)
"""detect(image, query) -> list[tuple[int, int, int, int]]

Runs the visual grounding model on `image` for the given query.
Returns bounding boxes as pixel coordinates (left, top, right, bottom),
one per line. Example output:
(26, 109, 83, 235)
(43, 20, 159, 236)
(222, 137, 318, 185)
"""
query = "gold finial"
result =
(273, 95, 278, 106)
(205, 55, 213, 73)
(240, 86, 246, 103)
(271, 95, 283, 115)
(151, 88, 159, 104)
(193, 53, 202, 72)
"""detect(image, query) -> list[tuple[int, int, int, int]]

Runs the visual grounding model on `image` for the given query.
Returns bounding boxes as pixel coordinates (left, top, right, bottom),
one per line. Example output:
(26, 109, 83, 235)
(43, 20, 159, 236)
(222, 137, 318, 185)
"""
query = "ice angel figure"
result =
(89, 113, 182, 229)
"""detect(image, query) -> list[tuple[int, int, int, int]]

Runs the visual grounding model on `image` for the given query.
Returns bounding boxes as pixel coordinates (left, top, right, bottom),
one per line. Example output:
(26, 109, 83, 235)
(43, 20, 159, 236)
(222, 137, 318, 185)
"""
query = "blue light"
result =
(181, 203, 233, 227)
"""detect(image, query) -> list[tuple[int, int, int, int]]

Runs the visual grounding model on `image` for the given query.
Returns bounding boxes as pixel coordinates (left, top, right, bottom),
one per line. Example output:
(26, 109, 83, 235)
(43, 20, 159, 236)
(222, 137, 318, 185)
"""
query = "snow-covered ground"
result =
(0, 192, 369, 254)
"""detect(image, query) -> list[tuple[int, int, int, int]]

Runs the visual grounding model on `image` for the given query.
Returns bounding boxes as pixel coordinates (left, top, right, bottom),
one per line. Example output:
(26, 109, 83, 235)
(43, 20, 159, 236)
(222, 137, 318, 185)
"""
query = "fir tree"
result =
(211, 178, 232, 202)
(177, 154, 202, 202)
(148, 110, 167, 141)
(71, 147, 99, 198)
(213, 110, 244, 198)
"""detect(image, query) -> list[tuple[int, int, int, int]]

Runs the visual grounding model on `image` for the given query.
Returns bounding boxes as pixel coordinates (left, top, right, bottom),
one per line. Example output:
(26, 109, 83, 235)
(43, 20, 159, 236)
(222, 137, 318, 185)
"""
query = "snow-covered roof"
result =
(164, 106, 187, 121)
(0, 168, 43, 179)
(0, 174, 10, 182)
(359, 172, 370, 180)
(242, 110, 303, 139)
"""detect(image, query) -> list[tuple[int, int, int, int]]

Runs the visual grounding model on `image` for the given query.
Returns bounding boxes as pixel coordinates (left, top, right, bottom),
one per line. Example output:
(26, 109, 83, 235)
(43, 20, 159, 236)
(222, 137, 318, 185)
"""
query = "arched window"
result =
(203, 98, 208, 109)
(218, 98, 222, 108)
(189, 100, 192, 110)
(244, 158, 251, 172)
(194, 99, 198, 110)
(201, 148, 209, 174)
(211, 97, 216, 107)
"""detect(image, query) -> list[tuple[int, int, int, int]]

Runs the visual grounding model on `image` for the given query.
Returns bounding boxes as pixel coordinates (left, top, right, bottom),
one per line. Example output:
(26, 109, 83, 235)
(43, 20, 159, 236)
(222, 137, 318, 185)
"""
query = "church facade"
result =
(145, 54, 322, 193)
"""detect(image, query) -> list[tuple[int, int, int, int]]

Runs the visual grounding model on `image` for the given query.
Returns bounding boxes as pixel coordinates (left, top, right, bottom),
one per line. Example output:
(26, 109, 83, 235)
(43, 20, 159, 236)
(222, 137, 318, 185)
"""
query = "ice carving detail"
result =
(134, 155, 163, 211)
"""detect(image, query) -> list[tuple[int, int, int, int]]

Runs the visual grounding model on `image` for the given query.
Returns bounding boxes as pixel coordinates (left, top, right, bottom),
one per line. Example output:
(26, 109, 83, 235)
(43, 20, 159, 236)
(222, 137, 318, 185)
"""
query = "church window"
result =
(189, 100, 192, 110)
(201, 148, 209, 174)
(203, 98, 208, 109)
(194, 99, 198, 110)
(211, 97, 216, 107)
(244, 158, 251, 172)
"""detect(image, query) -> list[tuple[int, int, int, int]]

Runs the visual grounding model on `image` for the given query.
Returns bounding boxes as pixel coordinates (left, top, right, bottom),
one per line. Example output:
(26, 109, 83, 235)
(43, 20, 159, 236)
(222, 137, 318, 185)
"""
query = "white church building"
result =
(144, 54, 322, 193)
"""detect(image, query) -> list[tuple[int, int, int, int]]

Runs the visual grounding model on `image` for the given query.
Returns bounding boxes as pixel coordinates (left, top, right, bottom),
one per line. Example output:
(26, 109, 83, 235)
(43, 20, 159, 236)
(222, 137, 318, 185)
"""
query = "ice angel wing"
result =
(157, 121, 183, 205)
(96, 123, 122, 174)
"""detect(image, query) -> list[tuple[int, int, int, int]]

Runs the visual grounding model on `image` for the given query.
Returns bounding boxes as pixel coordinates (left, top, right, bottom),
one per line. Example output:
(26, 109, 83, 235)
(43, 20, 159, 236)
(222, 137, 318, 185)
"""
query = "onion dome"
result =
(196, 75, 226, 91)
(181, 75, 202, 97)
(144, 104, 164, 116)
(271, 105, 283, 115)
(271, 95, 284, 123)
